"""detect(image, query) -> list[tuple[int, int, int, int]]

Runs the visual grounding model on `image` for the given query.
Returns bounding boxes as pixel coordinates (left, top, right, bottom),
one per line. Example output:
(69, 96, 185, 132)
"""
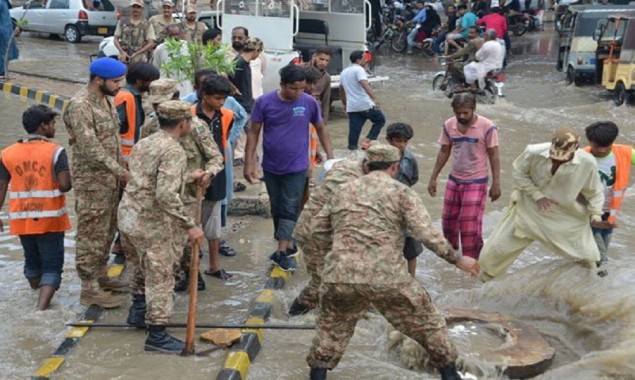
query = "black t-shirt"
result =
(229, 56, 254, 113)
(195, 104, 228, 202)
(0, 144, 69, 180)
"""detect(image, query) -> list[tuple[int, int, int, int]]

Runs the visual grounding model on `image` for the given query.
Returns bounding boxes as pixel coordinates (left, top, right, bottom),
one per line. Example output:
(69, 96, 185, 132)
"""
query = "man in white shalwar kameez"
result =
(464, 29, 505, 92)
(151, 24, 193, 96)
(479, 127, 604, 281)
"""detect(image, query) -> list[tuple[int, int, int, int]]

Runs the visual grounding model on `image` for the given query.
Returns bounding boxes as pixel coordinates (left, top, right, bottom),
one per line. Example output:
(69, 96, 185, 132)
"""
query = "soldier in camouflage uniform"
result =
(141, 78, 225, 292)
(148, 0, 175, 44)
(182, 5, 208, 44)
(289, 155, 364, 315)
(118, 100, 205, 354)
(306, 143, 479, 380)
(64, 57, 131, 309)
(114, 0, 157, 63)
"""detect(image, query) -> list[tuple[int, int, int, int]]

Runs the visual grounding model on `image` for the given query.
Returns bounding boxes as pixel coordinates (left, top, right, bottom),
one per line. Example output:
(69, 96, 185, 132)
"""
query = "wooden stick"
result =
(182, 185, 204, 356)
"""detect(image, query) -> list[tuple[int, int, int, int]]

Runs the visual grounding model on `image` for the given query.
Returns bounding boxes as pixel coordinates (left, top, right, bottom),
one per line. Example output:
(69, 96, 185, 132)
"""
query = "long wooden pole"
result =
(182, 185, 204, 356)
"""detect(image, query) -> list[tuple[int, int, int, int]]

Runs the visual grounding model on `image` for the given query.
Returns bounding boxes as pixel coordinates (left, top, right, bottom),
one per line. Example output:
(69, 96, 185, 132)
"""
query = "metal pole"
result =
(67, 322, 316, 330)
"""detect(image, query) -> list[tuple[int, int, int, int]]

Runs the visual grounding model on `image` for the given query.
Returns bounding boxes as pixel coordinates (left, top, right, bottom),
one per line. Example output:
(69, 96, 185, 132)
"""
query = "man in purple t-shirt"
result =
(428, 93, 501, 260)
(244, 65, 334, 271)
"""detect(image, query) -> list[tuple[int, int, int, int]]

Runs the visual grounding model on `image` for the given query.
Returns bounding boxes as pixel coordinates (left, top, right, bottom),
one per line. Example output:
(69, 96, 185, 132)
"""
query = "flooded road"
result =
(2, 28, 635, 379)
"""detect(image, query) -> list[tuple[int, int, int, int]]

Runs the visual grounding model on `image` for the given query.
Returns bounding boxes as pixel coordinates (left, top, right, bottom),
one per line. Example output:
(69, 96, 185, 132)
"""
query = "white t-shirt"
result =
(339, 64, 375, 113)
(596, 152, 616, 212)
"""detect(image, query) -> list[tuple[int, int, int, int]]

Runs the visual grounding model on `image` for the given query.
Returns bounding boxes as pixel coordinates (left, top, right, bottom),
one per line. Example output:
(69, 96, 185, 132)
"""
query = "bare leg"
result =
(28, 277, 41, 290)
(208, 238, 220, 272)
(37, 285, 56, 310)
(407, 259, 417, 278)
(277, 239, 290, 252)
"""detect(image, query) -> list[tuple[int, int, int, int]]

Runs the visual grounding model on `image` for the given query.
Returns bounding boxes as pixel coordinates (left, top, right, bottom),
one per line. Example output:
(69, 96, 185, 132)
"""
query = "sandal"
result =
(233, 182, 247, 192)
(204, 269, 233, 280)
(219, 245, 237, 257)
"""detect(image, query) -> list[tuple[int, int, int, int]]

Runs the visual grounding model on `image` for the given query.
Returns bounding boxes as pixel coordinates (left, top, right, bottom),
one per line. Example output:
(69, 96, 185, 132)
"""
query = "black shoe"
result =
(439, 364, 463, 380)
(174, 271, 188, 293)
(269, 251, 284, 265)
(197, 270, 206, 290)
(275, 252, 296, 272)
(310, 368, 328, 380)
(288, 298, 312, 316)
(204, 268, 233, 280)
(144, 325, 185, 354)
(126, 294, 146, 328)
(113, 252, 126, 265)
(286, 244, 299, 257)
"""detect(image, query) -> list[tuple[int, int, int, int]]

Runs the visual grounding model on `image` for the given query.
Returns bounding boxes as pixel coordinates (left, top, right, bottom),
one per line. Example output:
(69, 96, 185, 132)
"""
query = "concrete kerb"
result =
(216, 265, 295, 380)
(1, 81, 70, 111)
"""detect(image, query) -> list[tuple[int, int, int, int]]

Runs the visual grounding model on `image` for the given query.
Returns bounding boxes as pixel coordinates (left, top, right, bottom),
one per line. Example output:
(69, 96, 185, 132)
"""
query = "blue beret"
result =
(89, 57, 127, 79)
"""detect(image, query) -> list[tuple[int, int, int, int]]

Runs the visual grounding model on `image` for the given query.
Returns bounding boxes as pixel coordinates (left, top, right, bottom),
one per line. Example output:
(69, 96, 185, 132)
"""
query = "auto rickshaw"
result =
(594, 14, 635, 105)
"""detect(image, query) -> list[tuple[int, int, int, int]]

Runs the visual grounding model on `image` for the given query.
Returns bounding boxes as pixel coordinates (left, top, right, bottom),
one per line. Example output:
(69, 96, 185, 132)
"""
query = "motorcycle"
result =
(506, 12, 530, 36)
(391, 23, 441, 57)
(371, 14, 407, 51)
(431, 56, 504, 104)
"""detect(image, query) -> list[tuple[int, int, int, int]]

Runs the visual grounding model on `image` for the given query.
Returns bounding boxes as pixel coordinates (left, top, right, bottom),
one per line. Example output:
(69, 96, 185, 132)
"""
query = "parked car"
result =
(10, 0, 118, 43)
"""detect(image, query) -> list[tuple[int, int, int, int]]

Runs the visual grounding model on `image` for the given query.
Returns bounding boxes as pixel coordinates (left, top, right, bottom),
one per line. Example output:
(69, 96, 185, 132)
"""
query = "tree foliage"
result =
(161, 38, 236, 84)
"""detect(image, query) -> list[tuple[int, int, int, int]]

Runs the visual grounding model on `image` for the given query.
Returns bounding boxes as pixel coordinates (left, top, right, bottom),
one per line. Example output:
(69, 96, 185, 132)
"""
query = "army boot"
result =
(439, 364, 463, 380)
(144, 325, 185, 354)
(309, 368, 328, 380)
(126, 294, 146, 328)
(80, 280, 125, 308)
(174, 271, 188, 292)
(288, 298, 312, 316)
(98, 276, 130, 292)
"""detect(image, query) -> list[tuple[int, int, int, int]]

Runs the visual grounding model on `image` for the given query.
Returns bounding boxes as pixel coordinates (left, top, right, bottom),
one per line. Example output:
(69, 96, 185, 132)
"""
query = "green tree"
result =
(161, 38, 235, 84)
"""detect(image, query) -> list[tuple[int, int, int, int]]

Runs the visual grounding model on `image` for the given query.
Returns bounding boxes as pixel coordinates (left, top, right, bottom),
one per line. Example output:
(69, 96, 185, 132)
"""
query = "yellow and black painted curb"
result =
(216, 259, 295, 380)
(31, 263, 124, 380)
(1, 81, 70, 111)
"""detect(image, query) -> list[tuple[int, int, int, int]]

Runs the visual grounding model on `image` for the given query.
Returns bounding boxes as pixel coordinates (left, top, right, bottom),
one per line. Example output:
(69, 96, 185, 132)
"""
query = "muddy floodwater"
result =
(1, 29, 635, 379)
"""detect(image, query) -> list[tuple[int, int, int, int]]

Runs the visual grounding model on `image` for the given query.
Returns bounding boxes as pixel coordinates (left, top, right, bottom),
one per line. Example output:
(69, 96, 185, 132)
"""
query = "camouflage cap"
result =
(550, 127, 580, 161)
(365, 141, 401, 163)
(186, 4, 197, 13)
(242, 38, 259, 52)
(149, 78, 178, 104)
(157, 100, 192, 120)
(129, 0, 144, 7)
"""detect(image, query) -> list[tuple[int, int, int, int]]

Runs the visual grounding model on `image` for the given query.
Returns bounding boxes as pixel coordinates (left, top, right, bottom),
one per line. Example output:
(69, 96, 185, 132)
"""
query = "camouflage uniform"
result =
(118, 101, 195, 325)
(293, 157, 363, 309)
(63, 86, 129, 283)
(182, 21, 208, 44)
(306, 144, 461, 371)
(148, 14, 174, 44)
(141, 79, 224, 272)
(114, 17, 157, 63)
(178, 118, 223, 270)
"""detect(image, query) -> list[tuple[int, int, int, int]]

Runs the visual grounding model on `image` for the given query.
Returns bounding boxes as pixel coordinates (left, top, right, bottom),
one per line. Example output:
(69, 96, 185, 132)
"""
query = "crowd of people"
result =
(1, 0, 633, 378)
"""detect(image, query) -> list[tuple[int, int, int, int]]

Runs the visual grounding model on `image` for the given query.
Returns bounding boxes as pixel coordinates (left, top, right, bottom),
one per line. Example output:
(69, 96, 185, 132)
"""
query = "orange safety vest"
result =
(1, 139, 71, 235)
(584, 144, 633, 224)
(309, 124, 318, 168)
(114, 90, 139, 160)
(190, 105, 234, 160)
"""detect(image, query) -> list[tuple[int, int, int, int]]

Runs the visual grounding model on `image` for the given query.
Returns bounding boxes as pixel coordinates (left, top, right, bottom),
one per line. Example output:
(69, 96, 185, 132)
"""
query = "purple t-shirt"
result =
(251, 91, 322, 174)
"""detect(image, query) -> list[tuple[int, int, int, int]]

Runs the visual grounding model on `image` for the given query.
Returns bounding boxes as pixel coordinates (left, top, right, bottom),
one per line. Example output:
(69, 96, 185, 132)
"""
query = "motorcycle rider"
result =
(477, 7, 510, 61)
(406, 0, 427, 55)
(447, 26, 483, 82)
(464, 29, 505, 94)
(444, 4, 478, 55)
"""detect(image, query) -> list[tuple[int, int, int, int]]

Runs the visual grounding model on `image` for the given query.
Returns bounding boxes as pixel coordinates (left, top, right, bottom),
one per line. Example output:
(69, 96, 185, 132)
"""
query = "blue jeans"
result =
(591, 227, 613, 264)
(407, 25, 420, 49)
(263, 170, 307, 241)
(433, 31, 448, 55)
(19, 232, 65, 289)
(347, 107, 386, 150)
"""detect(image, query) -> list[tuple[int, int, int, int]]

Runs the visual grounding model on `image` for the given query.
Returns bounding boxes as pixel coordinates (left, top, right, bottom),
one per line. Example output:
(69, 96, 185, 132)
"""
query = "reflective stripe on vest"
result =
(190, 105, 234, 160)
(114, 90, 139, 157)
(9, 189, 63, 198)
(10, 208, 68, 219)
(0, 140, 71, 235)
(584, 144, 633, 224)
